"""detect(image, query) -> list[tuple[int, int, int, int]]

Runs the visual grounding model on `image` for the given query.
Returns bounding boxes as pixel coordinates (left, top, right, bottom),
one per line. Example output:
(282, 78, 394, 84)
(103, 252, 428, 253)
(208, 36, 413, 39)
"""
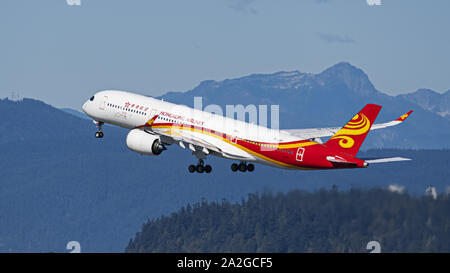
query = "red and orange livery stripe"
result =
(150, 122, 318, 169)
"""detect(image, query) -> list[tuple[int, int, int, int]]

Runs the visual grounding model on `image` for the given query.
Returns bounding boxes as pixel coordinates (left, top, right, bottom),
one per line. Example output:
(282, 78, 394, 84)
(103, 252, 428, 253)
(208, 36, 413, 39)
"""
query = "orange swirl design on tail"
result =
(329, 113, 371, 149)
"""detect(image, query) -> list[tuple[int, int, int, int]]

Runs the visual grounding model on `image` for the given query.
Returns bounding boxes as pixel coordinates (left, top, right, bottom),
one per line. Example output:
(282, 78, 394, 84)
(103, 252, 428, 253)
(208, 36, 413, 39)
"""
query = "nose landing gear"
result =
(189, 159, 212, 174)
(94, 121, 104, 138)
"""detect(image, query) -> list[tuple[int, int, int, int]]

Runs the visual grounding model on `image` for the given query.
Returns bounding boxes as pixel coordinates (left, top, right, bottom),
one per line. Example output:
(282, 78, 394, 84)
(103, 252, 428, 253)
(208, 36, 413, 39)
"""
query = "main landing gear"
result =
(188, 159, 212, 174)
(231, 162, 255, 172)
(94, 121, 104, 138)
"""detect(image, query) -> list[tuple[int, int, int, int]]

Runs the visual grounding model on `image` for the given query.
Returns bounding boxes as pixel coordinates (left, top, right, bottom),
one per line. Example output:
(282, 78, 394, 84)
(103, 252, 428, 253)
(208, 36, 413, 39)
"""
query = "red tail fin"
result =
(325, 104, 382, 156)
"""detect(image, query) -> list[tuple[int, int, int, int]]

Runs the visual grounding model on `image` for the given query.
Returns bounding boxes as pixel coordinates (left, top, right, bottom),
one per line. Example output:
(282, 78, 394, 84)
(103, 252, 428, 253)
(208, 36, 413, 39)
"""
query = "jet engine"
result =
(126, 129, 164, 156)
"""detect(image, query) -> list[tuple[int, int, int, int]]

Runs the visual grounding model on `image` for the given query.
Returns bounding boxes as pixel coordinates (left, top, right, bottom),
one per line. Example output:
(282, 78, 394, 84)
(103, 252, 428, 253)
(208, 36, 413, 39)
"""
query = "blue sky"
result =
(1, 0, 449, 109)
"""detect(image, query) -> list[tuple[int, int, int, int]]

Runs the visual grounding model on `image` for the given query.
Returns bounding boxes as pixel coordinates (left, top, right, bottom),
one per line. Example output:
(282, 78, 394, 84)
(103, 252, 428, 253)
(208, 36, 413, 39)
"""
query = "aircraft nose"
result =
(82, 101, 88, 114)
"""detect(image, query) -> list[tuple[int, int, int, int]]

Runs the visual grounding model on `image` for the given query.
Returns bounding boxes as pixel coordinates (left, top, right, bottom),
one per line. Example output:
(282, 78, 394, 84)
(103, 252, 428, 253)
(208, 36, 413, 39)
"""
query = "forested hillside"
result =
(126, 189, 450, 253)
(1, 98, 450, 252)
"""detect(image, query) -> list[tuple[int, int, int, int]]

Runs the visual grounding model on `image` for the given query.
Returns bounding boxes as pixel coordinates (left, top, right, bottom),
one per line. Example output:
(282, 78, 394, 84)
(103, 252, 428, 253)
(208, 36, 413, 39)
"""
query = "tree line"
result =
(126, 188, 450, 253)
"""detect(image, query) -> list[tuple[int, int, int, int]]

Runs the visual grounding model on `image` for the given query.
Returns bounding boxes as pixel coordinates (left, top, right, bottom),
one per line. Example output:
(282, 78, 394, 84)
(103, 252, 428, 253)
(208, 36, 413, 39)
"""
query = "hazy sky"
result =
(1, 0, 449, 109)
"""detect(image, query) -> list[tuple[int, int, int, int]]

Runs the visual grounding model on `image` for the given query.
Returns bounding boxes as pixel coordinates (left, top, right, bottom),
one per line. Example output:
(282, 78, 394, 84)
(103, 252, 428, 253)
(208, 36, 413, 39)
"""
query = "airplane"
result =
(82, 90, 413, 173)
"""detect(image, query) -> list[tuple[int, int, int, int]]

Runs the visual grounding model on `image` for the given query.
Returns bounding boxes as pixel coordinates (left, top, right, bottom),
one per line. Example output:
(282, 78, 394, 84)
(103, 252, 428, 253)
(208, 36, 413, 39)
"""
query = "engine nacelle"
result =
(126, 129, 164, 156)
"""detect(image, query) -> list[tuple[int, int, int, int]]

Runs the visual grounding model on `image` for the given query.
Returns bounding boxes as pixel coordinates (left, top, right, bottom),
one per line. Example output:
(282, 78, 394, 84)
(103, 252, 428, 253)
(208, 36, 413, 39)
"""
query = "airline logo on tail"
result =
(325, 104, 382, 156)
(329, 113, 371, 149)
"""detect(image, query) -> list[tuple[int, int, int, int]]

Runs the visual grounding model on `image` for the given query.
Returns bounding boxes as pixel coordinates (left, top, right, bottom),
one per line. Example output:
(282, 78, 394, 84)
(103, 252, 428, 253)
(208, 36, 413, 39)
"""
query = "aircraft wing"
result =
(135, 115, 217, 153)
(137, 116, 253, 160)
(283, 110, 413, 140)
(158, 127, 223, 154)
(158, 128, 253, 160)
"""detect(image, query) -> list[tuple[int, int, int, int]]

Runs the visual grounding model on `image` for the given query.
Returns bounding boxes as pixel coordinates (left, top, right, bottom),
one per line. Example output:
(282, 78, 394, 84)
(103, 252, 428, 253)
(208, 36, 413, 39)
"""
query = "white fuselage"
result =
(82, 90, 303, 168)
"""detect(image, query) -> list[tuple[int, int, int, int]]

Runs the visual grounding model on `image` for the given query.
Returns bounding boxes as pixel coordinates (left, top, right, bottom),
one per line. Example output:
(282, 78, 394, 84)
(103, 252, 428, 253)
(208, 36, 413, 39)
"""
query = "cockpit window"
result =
(90, 96, 95, 101)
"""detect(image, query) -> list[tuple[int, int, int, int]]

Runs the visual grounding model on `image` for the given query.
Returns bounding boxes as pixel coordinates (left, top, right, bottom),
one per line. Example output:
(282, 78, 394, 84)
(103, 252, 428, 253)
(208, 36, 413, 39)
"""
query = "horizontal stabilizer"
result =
(363, 157, 411, 164)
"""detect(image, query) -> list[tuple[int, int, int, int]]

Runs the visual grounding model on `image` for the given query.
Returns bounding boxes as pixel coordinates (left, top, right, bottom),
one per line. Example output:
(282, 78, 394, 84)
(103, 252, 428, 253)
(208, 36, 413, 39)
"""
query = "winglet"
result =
(395, 110, 413, 122)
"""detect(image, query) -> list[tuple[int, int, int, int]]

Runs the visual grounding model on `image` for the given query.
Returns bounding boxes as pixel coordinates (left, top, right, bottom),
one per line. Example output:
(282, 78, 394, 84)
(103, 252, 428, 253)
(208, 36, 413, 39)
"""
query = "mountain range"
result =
(398, 88, 450, 120)
(1, 62, 449, 253)
(159, 62, 450, 149)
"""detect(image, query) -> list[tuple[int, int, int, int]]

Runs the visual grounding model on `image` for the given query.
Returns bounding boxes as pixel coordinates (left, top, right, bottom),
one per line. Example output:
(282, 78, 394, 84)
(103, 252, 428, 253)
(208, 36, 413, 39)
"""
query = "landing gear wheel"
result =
(190, 158, 211, 173)
(196, 164, 204, 173)
(247, 163, 255, 172)
(231, 163, 238, 172)
(239, 163, 247, 172)
(94, 120, 104, 139)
